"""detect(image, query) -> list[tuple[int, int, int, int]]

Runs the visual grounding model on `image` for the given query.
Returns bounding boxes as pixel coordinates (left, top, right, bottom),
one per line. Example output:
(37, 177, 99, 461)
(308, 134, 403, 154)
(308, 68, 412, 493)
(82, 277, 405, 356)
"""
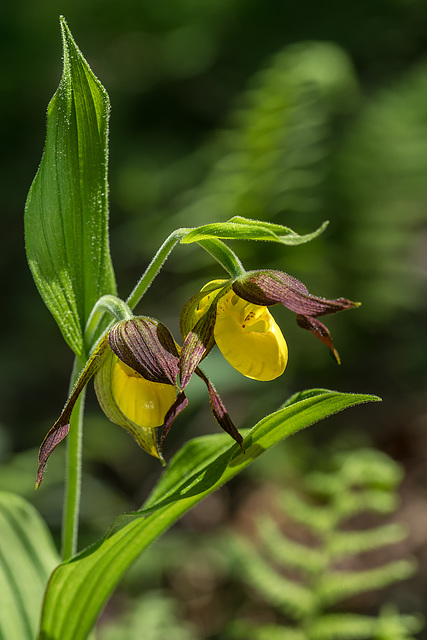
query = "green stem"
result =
(60, 230, 243, 559)
(84, 294, 134, 351)
(62, 355, 86, 560)
(126, 228, 190, 311)
(197, 238, 246, 278)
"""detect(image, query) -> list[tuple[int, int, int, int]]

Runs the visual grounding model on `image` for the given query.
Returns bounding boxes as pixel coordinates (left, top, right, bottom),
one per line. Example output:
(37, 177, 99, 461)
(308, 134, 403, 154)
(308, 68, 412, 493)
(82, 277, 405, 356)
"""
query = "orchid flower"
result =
(179, 270, 359, 384)
(36, 316, 242, 488)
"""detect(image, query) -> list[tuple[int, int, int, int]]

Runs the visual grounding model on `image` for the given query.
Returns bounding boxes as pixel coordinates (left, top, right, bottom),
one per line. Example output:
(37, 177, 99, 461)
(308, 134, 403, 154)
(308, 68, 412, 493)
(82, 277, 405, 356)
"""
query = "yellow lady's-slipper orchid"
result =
(214, 289, 288, 381)
(179, 270, 359, 386)
(36, 316, 242, 488)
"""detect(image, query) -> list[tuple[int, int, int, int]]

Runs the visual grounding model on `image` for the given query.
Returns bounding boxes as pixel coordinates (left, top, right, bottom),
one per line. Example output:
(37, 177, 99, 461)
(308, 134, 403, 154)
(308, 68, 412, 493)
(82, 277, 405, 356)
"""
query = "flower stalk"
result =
(61, 355, 86, 560)
(39, 225, 358, 560)
(197, 238, 246, 279)
(126, 228, 190, 311)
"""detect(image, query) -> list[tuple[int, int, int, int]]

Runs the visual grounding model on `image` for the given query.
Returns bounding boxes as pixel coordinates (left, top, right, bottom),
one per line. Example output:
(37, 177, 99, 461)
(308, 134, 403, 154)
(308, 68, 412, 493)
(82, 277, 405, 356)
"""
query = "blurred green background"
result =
(1, 0, 427, 637)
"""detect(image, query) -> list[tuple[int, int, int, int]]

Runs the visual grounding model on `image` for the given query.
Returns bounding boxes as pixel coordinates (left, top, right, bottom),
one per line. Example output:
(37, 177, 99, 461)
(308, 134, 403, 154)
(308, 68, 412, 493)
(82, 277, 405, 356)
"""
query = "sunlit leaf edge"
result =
(24, 17, 116, 357)
(180, 218, 329, 246)
(38, 389, 380, 640)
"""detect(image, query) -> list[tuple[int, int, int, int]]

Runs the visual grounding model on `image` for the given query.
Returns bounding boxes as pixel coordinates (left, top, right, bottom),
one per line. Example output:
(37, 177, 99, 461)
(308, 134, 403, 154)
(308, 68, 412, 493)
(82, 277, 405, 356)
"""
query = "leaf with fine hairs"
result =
(25, 17, 116, 357)
(37, 390, 380, 640)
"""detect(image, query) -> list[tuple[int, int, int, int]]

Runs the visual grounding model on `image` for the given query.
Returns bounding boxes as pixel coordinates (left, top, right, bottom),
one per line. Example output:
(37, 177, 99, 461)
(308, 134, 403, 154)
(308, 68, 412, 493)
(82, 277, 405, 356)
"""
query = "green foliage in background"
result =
(0, 492, 59, 640)
(226, 447, 423, 640)
(0, 16, 385, 640)
(98, 592, 197, 640)
(2, 0, 427, 450)
(1, 0, 426, 634)
(171, 41, 357, 227)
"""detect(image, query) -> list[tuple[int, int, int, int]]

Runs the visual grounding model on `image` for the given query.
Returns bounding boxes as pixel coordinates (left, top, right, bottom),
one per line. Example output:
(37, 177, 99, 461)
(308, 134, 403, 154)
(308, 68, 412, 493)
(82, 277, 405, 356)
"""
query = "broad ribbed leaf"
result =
(38, 390, 379, 640)
(181, 217, 329, 245)
(0, 492, 59, 640)
(25, 17, 116, 357)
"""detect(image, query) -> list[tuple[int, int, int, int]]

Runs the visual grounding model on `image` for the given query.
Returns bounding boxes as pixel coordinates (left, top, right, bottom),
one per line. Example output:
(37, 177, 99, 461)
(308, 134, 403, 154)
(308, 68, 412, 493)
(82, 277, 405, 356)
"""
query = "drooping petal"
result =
(109, 317, 180, 386)
(36, 334, 110, 488)
(36, 423, 70, 490)
(214, 290, 288, 381)
(233, 270, 359, 317)
(233, 270, 359, 360)
(296, 314, 341, 364)
(179, 301, 218, 389)
(159, 391, 189, 449)
(195, 367, 244, 450)
(94, 350, 165, 460)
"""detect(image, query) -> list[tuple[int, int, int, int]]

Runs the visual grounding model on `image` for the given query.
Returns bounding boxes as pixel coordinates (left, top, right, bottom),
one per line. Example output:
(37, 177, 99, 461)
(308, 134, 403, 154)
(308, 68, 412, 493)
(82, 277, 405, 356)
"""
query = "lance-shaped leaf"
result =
(37, 390, 380, 640)
(25, 17, 116, 357)
(180, 217, 329, 245)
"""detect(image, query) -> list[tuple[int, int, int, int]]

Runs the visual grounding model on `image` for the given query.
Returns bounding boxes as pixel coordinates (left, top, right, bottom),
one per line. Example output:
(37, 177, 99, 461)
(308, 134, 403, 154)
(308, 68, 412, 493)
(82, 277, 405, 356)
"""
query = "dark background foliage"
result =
(1, 0, 427, 636)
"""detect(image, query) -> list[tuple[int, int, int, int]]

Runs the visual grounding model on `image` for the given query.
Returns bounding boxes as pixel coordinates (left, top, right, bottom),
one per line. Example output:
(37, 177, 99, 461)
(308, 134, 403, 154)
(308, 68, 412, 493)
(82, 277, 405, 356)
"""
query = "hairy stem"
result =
(126, 228, 190, 311)
(197, 238, 246, 278)
(85, 294, 134, 351)
(61, 356, 86, 560)
(61, 229, 243, 559)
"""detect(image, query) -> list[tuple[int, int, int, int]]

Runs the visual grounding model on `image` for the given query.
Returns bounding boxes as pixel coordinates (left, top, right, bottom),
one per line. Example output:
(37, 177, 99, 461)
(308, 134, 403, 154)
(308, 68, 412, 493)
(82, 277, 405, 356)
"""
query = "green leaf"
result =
(38, 390, 379, 640)
(25, 17, 116, 357)
(0, 492, 59, 640)
(181, 217, 328, 245)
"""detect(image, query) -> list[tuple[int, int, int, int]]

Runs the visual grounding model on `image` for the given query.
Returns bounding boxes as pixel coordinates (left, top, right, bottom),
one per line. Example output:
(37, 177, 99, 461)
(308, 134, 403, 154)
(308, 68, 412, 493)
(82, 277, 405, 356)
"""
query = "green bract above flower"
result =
(179, 270, 360, 384)
(36, 316, 242, 488)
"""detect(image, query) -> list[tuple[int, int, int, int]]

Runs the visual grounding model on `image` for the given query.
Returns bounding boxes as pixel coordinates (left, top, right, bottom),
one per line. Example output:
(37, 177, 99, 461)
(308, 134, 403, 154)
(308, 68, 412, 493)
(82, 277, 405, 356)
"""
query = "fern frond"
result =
(228, 444, 420, 637)
(258, 515, 324, 575)
(228, 619, 306, 640)
(374, 604, 424, 640)
(173, 41, 357, 227)
(279, 490, 333, 535)
(309, 613, 382, 640)
(331, 450, 403, 492)
(333, 62, 427, 318)
(317, 560, 417, 607)
(305, 449, 402, 500)
(333, 488, 398, 522)
(227, 536, 315, 620)
(304, 472, 344, 499)
(308, 609, 423, 640)
(327, 523, 407, 560)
